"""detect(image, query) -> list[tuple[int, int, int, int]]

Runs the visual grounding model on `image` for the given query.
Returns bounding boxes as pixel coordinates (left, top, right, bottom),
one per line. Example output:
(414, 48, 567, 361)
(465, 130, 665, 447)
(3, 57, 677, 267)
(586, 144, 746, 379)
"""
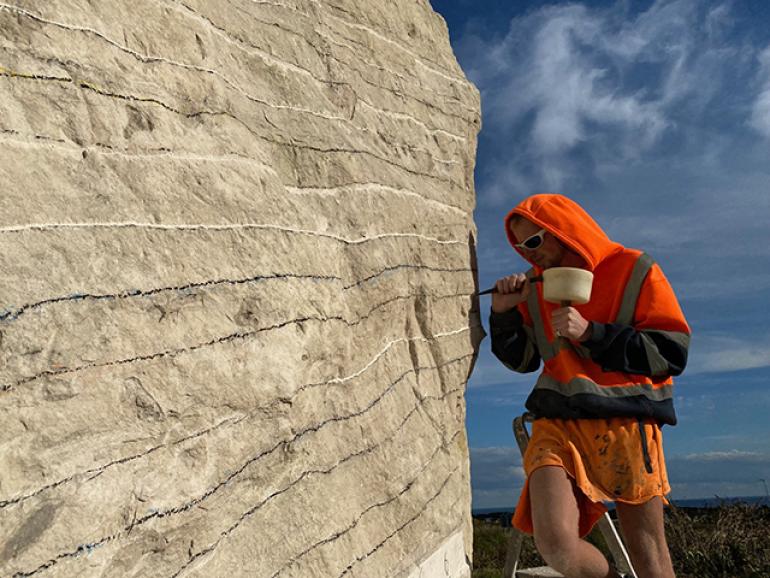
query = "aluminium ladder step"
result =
(516, 567, 564, 577)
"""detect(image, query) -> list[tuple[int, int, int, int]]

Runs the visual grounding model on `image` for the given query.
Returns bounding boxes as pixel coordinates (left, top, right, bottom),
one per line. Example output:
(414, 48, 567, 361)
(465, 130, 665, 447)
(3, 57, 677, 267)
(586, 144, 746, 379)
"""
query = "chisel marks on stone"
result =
(10, 534, 114, 577)
(268, 427, 463, 577)
(3, 1, 473, 139)
(1, 353, 467, 517)
(0, 130, 279, 173)
(0, 273, 341, 323)
(342, 264, 472, 290)
(285, 183, 468, 215)
(123, 355, 468, 527)
(0, 414, 245, 509)
(171, 0, 338, 85)
(311, 1, 466, 85)
(2, 71, 460, 185)
(0, 1, 345, 115)
(318, 37, 475, 127)
(0, 315, 329, 391)
(337, 467, 460, 577)
(0, 221, 463, 246)
(8, 360, 470, 577)
(1, 130, 467, 214)
(0, 314, 472, 397)
(0, 268, 471, 326)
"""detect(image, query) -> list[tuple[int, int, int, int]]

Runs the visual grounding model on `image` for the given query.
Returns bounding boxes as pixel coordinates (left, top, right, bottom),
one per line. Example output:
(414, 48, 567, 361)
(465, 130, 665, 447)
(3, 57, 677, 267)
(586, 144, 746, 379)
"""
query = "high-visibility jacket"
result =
(495, 194, 691, 425)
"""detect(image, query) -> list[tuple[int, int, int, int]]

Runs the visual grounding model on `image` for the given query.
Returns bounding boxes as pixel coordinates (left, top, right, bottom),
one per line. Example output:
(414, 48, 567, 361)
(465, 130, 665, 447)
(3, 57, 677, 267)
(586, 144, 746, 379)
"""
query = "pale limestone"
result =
(0, 1, 482, 576)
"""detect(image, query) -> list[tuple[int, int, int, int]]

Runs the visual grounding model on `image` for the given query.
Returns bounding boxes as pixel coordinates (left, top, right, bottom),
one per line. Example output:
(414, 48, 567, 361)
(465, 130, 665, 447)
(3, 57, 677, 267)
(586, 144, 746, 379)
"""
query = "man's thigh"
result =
(614, 497, 666, 541)
(529, 465, 580, 539)
(615, 497, 674, 575)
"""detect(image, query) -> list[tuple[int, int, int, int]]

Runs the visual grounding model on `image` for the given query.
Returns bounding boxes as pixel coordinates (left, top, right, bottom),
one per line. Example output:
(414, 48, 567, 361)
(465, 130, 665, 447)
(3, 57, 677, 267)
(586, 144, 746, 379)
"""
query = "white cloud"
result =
(688, 333, 770, 374)
(459, 0, 744, 197)
(683, 449, 768, 462)
(466, 350, 536, 389)
(750, 46, 770, 138)
(469, 445, 770, 507)
(667, 450, 770, 496)
(469, 446, 526, 509)
(492, 3, 669, 155)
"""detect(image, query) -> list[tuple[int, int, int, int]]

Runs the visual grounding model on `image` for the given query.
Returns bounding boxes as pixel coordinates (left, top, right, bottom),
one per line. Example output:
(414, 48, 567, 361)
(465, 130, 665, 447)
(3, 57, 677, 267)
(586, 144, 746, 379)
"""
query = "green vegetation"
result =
(472, 503, 770, 578)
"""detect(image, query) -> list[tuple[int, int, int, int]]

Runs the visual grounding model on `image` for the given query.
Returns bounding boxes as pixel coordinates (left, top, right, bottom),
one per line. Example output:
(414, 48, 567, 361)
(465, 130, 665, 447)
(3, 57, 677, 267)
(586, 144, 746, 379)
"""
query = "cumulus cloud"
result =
(469, 445, 770, 507)
(466, 353, 535, 389)
(683, 450, 767, 462)
(458, 0, 743, 196)
(469, 446, 526, 509)
(667, 450, 770, 497)
(750, 46, 770, 138)
(688, 333, 770, 374)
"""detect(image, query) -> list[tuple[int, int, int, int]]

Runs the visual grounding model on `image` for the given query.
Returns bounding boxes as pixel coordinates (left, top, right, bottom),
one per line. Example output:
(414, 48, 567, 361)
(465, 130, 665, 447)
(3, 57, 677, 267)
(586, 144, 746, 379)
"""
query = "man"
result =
(490, 194, 690, 578)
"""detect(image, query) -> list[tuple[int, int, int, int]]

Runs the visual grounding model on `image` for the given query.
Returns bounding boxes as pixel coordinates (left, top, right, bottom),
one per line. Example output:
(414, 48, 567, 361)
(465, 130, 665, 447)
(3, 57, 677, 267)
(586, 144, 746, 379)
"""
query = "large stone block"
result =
(0, 1, 482, 576)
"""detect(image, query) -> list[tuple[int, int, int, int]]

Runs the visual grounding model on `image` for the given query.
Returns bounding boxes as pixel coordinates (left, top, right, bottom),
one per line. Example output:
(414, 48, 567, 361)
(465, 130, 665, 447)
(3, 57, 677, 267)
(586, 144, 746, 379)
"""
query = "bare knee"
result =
(534, 525, 581, 573)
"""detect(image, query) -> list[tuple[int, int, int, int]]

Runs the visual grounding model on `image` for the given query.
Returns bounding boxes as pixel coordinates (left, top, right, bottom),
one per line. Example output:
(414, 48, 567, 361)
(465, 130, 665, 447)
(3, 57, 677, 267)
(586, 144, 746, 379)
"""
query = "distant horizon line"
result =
(472, 494, 770, 514)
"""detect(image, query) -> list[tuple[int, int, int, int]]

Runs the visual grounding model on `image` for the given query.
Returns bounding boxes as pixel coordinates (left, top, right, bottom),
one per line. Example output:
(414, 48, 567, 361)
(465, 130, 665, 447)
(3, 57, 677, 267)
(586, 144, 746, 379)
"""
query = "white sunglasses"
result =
(514, 228, 547, 250)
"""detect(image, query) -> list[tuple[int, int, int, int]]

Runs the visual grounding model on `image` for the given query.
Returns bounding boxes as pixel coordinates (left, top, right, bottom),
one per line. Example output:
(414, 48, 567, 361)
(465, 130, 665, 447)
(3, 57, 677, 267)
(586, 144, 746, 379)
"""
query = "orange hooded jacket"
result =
(504, 194, 690, 425)
(497, 194, 691, 536)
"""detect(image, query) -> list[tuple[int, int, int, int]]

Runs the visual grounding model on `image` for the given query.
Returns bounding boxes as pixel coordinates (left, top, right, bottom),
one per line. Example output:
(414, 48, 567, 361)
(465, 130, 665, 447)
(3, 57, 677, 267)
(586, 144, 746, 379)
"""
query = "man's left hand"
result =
(551, 307, 592, 341)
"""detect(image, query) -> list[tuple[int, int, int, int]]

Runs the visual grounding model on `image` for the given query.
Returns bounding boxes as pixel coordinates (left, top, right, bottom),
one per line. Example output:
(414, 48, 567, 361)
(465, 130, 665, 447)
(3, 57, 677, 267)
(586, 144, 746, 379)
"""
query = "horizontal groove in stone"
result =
(0, 414, 246, 509)
(0, 131, 470, 216)
(338, 466, 460, 577)
(0, 338, 473, 510)
(6, 356, 472, 577)
(0, 262, 473, 323)
(0, 306, 475, 392)
(0, 221, 464, 246)
(267, 426, 464, 578)
(177, 396, 465, 577)
(0, 70, 464, 189)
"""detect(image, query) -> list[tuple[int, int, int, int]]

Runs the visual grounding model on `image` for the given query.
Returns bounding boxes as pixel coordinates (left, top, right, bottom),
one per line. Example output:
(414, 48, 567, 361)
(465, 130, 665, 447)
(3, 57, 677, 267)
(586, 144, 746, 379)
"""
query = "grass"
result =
(472, 502, 770, 578)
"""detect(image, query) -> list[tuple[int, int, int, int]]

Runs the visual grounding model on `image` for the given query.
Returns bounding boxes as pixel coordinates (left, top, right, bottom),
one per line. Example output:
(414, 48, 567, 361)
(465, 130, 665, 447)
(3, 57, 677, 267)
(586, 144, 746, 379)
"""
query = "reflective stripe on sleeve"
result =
(648, 329, 691, 350)
(515, 325, 538, 371)
(640, 333, 671, 376)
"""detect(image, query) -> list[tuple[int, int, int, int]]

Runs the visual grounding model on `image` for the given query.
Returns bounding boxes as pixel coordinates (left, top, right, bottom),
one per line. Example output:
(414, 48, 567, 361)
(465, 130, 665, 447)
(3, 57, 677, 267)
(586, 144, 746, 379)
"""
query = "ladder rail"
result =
(503, 413, 637, 578)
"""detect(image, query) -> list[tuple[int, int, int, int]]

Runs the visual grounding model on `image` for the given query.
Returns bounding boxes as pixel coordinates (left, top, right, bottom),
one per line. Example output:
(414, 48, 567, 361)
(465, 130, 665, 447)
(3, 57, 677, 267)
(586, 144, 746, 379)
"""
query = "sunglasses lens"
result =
(523, 234, 543, 249)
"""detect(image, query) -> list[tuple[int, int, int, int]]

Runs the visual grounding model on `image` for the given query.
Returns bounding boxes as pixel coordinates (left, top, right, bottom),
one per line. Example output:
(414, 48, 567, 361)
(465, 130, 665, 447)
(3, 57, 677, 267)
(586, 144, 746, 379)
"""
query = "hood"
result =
(504, 194, 623, 271)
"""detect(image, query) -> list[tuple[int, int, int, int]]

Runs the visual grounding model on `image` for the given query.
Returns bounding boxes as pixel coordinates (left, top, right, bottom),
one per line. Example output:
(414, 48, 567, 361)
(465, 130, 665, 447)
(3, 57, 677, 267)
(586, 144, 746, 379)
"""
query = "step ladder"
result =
(502, 413, 637, 578)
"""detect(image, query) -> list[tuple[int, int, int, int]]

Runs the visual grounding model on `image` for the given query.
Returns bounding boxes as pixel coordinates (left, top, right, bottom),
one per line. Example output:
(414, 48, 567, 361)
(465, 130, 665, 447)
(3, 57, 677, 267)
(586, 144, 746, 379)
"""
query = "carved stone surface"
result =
(0, 1, 482, 576)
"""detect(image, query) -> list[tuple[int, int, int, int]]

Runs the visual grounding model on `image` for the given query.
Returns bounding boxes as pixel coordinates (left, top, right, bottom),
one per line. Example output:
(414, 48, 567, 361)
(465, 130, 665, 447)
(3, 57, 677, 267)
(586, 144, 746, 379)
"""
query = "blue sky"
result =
(429, 0, 770, 508)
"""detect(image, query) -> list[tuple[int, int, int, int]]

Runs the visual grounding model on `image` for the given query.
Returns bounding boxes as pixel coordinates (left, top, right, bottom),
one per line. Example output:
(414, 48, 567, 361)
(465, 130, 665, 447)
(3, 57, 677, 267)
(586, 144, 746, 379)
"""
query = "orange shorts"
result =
(512, 416, 670, 537)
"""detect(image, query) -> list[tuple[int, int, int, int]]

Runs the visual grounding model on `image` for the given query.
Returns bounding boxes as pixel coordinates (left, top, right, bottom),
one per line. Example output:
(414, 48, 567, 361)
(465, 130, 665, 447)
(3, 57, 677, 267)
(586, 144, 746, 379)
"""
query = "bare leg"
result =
(615, 497, 676, 578)
(529, 466, 621, 578)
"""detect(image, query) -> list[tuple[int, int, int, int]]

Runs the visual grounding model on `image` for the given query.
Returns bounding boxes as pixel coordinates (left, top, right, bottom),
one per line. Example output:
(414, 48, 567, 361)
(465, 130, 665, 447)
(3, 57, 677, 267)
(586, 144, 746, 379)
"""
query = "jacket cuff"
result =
(489, 308, 524, 329)
(582, 321, 608, 350)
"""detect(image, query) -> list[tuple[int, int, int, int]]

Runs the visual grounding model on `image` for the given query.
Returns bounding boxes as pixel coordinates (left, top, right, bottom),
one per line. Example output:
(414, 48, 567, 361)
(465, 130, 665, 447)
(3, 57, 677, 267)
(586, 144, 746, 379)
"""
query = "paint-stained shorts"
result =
(512, 416, 670, 537)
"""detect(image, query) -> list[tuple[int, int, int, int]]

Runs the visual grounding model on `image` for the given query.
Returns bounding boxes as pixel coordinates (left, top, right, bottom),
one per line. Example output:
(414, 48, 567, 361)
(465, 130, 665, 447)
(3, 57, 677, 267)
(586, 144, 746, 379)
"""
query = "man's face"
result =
(510, 218, 567, 269)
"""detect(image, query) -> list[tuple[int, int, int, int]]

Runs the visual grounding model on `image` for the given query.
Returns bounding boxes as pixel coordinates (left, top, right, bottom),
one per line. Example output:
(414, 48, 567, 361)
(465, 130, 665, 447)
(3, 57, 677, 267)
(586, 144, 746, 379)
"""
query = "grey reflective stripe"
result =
(527, 285, 590, 360)
(529, 253, 656, 360)
(526, 276, 556, 360)
(615, 253, 655, 325)
(639, 329, 691, 376)
(551, 337, 590, 359)
(534, 374, 673, 401)
(647, 329, 691, 350)
(640, 333, 670, 377)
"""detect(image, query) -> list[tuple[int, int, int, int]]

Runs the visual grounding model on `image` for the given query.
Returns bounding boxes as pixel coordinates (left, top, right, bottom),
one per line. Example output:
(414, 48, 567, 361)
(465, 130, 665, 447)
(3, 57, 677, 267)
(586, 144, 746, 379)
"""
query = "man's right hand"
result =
(491, 273, 531, 313)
